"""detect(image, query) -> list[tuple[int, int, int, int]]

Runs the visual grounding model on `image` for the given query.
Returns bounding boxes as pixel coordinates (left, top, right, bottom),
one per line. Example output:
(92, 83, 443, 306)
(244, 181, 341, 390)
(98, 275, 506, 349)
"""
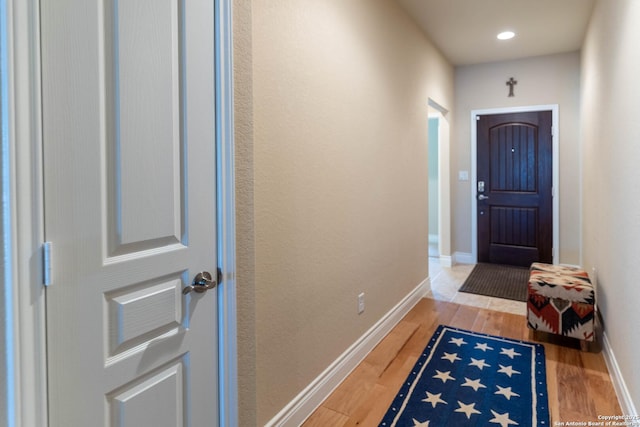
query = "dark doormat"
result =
(458, 263, 529, 302)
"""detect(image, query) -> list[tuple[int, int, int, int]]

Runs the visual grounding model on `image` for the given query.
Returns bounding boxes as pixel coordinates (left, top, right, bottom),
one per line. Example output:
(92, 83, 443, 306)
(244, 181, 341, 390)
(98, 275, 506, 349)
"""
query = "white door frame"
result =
(1, 0, 237, 425)
(470, 104, 559, 265)
(428, 98, 452, 267)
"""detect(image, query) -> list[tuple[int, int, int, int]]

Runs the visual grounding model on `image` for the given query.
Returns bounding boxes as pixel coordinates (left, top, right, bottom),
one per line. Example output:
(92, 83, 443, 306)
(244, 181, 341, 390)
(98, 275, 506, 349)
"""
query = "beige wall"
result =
(250, 0, 453, 423)
(233, 1, 256, 426)
(581, 0, 640, 412)
(453, 52, 582, 265)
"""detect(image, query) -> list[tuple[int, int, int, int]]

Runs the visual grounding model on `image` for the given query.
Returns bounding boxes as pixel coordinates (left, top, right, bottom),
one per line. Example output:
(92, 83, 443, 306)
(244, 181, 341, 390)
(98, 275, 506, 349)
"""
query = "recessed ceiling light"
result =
(497, 31, 516, 40)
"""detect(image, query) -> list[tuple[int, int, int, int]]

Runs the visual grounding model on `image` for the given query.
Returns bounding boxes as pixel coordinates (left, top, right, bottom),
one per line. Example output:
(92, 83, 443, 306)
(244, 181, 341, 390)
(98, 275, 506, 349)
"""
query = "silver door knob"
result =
(182, 271, 217, 295)
(478, 194, 489, 200)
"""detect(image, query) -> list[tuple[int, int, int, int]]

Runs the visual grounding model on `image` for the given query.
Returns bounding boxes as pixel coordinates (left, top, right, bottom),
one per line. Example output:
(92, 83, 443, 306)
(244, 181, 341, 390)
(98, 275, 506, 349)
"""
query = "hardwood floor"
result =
(302, 297, 622, 426)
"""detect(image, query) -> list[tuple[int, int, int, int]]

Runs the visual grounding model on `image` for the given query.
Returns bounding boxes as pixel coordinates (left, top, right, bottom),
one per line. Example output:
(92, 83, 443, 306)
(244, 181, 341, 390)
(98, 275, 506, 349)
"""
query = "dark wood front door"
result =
(477, 111, 553, 267)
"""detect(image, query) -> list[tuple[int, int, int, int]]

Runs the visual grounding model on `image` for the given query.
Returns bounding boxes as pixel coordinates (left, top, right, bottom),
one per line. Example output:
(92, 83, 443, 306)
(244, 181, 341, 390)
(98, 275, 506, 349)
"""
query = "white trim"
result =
(558, 263, 581, 269)
(601, 332, 638, 416)
(428, 98, 452, 266)
(5, 0, 48, 426)
(265, 279, 430, 427)
(470, 105, 560, 265)
(215, 0, 238, 425)
(439, 255, 453, 268)
(453, 252, 475, 265)
(1, 1, 14, 426)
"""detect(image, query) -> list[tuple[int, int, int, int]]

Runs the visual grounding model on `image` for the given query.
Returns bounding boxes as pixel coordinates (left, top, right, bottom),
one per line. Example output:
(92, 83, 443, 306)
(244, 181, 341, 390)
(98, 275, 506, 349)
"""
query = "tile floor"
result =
(426, 257, 527, 315)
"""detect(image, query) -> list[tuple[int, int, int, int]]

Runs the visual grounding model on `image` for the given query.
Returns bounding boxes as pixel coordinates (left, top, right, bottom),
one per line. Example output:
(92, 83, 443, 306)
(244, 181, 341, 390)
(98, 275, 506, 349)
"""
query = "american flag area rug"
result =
(379, 325, 549, 427)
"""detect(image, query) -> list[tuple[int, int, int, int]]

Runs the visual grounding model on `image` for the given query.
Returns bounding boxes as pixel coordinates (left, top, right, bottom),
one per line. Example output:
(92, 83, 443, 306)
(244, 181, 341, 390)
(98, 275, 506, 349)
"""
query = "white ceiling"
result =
(396, 0, 597, 66)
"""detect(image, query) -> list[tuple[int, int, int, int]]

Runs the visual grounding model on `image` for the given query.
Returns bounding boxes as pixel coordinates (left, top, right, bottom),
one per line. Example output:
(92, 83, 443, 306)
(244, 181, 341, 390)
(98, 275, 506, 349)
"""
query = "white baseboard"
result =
(439, 255, 452, 268)
(265, 278, 430, 427)
(453, 252, 474, 265)
(602, 331, 638, 416)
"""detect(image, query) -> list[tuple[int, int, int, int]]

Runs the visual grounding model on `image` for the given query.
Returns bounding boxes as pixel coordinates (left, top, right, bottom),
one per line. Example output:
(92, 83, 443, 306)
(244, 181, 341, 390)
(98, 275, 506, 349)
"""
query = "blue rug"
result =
(379, 325, 549, 427)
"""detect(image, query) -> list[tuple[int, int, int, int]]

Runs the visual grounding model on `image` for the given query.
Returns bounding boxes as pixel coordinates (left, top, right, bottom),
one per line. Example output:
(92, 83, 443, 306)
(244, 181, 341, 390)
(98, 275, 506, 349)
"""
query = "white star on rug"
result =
(468, 357, 491, 370)
(495, 385, 520, 400)
(449, 337, 467, 347)
(454, 401, 481, 419)
(497, 364, 521, 377)
(412, 418, 430, 427)
(475, 342, 494, 351)
(461, 377, 487, 392)
(422, 391, 447, 408)
(489, 410, 519, 427)
(441, 352, 462, 363)
(432, 370, 455, 383)
(500, 347, 522, 359)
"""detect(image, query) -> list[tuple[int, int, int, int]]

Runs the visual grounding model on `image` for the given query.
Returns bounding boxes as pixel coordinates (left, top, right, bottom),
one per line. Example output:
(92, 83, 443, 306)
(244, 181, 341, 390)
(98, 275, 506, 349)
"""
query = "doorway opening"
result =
(427, 99, 452, 267)
(428, 114, 439, 257)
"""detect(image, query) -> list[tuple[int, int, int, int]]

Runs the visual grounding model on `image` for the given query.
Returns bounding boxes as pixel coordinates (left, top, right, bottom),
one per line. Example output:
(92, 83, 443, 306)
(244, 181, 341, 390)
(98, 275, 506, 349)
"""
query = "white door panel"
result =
(41, 0, 218, 425)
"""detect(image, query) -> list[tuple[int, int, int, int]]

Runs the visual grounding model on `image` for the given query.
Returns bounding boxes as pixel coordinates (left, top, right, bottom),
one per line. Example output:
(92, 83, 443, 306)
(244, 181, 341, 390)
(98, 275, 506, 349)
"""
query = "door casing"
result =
(2, 0, 237, 425)
(470, 105, 559, 265)
(428, 98, 452, 268)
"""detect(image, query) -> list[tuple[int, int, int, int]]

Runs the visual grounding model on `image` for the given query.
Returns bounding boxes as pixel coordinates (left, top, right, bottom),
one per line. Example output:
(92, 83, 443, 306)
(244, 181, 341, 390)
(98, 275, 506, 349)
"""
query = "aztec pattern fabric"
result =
(379, 325, 549, 427)
(527, 263, 595, 341)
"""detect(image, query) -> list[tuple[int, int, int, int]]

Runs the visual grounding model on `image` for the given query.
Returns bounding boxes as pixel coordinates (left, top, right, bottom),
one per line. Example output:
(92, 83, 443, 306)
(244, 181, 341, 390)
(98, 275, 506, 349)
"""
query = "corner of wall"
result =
(602, 332, 639, 416)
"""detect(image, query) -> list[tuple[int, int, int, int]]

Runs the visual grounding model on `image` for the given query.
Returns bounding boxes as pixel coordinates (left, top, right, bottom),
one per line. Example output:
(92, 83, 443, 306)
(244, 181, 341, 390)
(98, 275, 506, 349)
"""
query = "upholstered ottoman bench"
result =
(527, 262, 595, 349)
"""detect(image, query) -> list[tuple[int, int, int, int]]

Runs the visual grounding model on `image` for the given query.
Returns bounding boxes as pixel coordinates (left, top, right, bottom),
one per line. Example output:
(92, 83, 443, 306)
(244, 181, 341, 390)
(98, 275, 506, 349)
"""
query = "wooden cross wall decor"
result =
(506, 77, 517, 97)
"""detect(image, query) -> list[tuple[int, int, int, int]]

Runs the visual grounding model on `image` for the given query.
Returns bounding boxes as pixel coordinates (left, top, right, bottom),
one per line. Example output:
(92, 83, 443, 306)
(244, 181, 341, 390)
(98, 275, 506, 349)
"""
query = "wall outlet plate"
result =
(358, 293, 365, 314)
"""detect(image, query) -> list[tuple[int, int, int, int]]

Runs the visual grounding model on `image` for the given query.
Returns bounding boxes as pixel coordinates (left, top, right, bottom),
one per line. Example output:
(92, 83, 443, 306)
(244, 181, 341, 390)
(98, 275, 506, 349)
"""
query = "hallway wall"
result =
(233, 1, 256, 426)
(453, 52, 582, 265)
(581, 0, 640, 413)
(251, 0, 453, 423)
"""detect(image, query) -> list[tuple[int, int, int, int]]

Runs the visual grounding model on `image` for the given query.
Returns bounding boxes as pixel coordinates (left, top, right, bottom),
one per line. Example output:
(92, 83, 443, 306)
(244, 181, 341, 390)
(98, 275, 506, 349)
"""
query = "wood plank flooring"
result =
(302, 298, 622, 426)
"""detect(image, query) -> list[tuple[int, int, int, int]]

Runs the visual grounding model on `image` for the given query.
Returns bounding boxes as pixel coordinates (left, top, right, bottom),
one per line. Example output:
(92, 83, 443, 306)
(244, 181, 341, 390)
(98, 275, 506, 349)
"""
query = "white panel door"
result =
(41, 1, 218, 426)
